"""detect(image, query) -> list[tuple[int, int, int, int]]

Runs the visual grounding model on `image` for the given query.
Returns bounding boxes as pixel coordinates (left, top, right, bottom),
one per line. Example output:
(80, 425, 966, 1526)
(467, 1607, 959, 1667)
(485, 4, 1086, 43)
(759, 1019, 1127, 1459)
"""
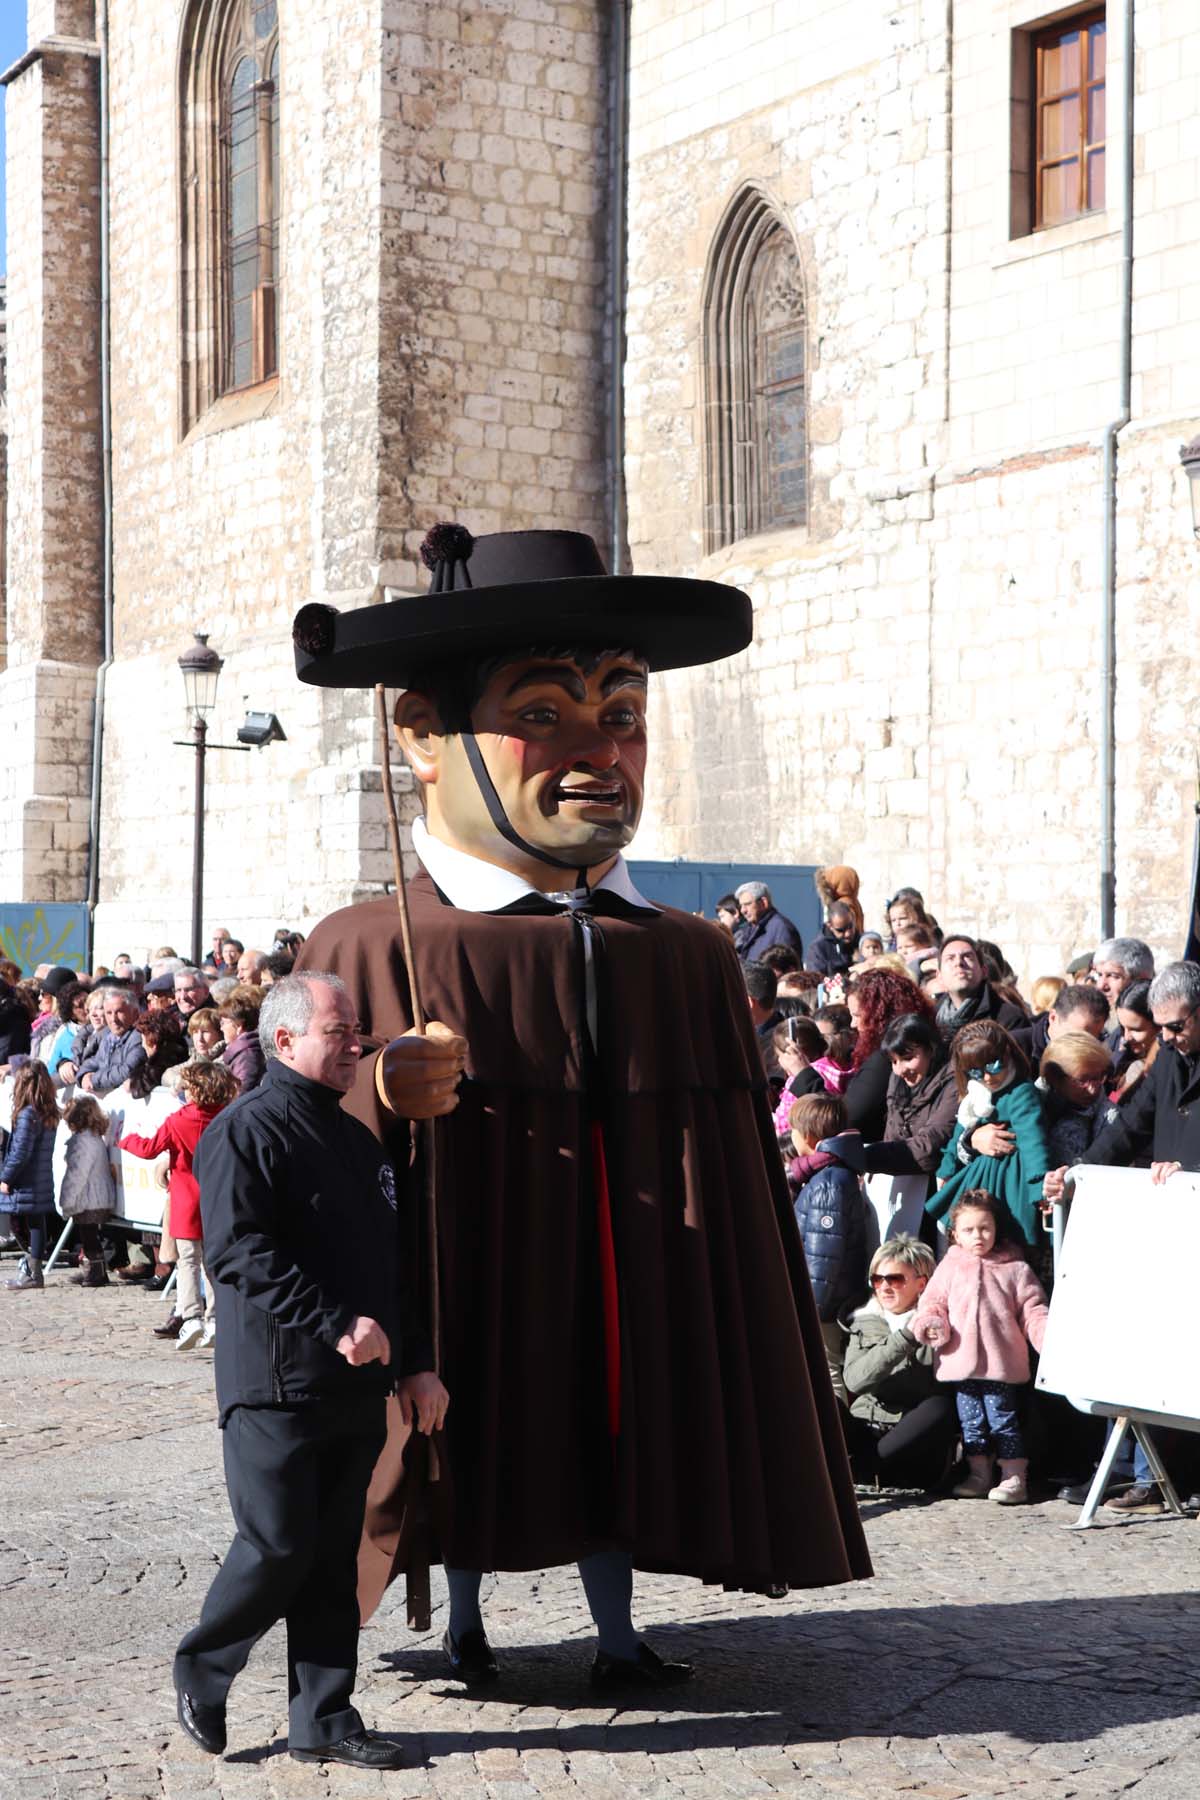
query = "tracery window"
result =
(179, 0, 281, 429)
(703, 190, 808, 551)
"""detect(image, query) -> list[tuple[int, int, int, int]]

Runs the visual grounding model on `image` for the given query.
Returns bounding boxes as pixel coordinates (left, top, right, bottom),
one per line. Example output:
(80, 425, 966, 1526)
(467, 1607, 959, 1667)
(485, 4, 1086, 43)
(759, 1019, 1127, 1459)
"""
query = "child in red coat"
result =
(120, 1061, 239, 1349)
(910, 1189, 1049, 1505)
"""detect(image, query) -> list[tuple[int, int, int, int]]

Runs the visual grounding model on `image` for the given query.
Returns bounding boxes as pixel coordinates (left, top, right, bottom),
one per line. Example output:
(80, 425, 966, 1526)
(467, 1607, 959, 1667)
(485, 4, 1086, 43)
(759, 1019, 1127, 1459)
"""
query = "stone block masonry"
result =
(626, 0, 1200, 981)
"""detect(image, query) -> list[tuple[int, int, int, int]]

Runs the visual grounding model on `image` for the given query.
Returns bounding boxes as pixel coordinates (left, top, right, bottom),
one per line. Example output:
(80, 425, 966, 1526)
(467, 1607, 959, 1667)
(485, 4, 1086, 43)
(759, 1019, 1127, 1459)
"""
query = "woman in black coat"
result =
(860, 1014, 958, 1181)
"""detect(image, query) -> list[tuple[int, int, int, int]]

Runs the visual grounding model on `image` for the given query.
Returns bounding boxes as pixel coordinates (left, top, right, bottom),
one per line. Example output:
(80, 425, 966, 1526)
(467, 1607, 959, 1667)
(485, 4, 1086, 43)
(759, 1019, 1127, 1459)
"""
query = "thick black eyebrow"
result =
(600, 665, 648, 696)
(504, 666, 587, 700)
(502, 663, 648, 701)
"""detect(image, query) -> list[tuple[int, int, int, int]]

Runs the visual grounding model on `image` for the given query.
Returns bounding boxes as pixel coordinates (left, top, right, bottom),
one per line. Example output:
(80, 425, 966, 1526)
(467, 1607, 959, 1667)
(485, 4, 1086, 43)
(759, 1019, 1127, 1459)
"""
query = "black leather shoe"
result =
(290, 1730, 407, 1770)
(176, 1688, 226, 1755)
(442, 1626, 500, 1684)
(591, 1643, 694, 1689)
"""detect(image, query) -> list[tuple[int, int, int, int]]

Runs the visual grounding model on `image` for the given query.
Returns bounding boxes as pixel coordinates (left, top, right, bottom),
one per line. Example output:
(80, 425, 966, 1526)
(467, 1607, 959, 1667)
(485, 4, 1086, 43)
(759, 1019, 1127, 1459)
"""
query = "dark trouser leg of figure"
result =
(175, 1399, 384, 1746)
(27, 1216, 48, 1260)
(577, 1550, 637, 1659)
(283, 1409, 386, 1748)
(874, 1394, 959, 1488)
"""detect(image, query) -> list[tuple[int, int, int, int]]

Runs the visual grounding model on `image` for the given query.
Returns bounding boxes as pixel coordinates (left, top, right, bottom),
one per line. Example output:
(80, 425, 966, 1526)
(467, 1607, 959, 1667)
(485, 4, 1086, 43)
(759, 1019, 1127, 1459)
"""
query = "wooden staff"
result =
(375, 683, 441, 1631)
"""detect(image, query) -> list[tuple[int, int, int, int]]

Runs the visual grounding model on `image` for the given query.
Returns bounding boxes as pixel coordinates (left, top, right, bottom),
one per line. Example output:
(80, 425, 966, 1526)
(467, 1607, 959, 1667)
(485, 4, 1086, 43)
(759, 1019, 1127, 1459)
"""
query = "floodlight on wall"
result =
(1180, 435, 1200, 543)
(237, 710, 287, 747)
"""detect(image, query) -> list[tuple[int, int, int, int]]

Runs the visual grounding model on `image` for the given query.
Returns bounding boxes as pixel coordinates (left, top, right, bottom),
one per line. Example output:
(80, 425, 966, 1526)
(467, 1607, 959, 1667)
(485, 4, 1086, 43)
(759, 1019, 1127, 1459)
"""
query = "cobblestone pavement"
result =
(2, 1272, 1199, 1800)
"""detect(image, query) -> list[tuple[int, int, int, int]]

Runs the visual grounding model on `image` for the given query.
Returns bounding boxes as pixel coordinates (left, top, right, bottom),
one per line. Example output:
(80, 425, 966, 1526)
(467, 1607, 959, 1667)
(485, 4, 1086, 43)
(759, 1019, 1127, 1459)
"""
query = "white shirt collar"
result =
(412, 816, 657, 914)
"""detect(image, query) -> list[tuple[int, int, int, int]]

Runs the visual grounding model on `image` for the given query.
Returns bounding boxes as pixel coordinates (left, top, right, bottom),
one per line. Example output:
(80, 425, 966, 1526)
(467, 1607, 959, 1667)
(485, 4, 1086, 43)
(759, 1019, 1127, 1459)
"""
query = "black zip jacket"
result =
(195, 1059, 431, 1424)
(1081, 1041, 1200, 1172)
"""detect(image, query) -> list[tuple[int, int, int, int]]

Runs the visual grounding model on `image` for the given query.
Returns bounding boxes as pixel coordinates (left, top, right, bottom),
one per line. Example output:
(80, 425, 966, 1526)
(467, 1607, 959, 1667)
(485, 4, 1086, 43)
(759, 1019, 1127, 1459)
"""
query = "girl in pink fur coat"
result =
(910, 1189, 1049, 1506)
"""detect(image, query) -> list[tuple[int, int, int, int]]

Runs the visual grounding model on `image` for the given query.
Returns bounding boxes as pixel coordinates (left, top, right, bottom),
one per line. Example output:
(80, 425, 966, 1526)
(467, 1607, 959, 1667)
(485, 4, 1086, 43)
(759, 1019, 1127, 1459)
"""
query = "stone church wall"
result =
(625, 0, 1200, 981)
(82, 0, 612, 955)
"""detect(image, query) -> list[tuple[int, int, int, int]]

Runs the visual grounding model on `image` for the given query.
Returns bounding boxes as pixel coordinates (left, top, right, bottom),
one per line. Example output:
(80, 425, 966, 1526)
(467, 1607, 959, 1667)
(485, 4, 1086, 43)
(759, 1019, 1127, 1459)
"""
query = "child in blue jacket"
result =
(787, 1092, 869, 1401)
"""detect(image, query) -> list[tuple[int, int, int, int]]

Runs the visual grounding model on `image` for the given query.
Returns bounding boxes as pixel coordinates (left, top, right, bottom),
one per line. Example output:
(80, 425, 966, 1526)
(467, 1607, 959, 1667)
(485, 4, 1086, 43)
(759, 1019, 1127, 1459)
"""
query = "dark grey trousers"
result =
(174, 1396, 385, 1748)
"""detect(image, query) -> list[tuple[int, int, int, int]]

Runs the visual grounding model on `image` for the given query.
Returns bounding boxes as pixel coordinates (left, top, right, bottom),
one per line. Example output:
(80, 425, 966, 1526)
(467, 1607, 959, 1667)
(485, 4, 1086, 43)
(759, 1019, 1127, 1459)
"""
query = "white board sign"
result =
(1, 1075, 180, 1235)
(1036, 1165, 1200, 1424)
(97, 1087, 181, 1232)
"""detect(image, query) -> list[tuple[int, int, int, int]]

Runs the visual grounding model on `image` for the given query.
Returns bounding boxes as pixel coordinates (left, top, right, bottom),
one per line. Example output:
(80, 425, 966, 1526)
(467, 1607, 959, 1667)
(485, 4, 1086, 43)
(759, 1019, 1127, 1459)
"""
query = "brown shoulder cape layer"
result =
(299, 873, 870, 1602)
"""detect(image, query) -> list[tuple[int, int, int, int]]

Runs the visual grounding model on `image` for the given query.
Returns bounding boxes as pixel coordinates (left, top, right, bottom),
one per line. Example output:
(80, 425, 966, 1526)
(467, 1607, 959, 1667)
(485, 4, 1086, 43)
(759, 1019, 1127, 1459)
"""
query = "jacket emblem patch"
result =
(819, 1214, 835, 1230)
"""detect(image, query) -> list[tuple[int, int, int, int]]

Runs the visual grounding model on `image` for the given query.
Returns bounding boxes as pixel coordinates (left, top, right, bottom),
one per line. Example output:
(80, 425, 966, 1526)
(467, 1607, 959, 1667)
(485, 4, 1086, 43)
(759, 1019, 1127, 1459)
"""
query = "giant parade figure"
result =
(295, 526, 871, 1686)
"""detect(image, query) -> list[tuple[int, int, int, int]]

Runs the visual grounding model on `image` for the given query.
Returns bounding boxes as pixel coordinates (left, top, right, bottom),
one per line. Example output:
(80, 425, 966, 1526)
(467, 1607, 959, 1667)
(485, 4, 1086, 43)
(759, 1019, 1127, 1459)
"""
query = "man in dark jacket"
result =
(75, 987, 146, 1095)
(1009, 982, 1108, 1069)
(743, 960, 784, 1080)
(934, 936, 1026, 1042)
(805, 903, 860, 978)
(1046, 962, 1200, 1188)
(735, 881, 804, 962)
(173, 971, 447, 1772)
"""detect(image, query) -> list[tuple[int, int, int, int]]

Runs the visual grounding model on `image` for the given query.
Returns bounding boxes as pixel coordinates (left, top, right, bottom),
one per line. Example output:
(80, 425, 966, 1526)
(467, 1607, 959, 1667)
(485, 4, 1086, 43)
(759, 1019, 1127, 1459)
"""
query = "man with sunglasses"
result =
(1045, 961, 1200, 1198)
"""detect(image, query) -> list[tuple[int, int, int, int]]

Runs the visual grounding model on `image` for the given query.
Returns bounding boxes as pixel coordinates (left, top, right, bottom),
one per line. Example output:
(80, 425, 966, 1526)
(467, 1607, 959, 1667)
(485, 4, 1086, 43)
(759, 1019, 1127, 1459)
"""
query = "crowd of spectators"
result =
(726, 870, 1198, 1515)
(2, 877, 1195, 1518)
(0, 925, 306, 1339)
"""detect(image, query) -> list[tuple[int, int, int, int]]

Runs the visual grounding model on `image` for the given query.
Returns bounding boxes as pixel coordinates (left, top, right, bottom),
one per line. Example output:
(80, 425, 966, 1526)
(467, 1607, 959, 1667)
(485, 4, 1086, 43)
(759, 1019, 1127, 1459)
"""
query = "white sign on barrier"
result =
(2, 1074, 181, 1240)
(96, 1086, 181, 1232)
(1036, 1164, 1200, 1426)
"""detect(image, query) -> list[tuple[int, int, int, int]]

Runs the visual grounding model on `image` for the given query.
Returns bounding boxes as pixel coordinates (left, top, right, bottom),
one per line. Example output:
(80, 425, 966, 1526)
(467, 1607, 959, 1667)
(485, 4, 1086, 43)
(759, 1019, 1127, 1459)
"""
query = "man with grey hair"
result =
(236, 947, 270, 985)
(1091, 937, 1155, 1012)
(734, 879, 804, 962)
(173, 970, 447, 1771)
(74, 986, 146, 1095)
(1046, 960, 1200, 1196)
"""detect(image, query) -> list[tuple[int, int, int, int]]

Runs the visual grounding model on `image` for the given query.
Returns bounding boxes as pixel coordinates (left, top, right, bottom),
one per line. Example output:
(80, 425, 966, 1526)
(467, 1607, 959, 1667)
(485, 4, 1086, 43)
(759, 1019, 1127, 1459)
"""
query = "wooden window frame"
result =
(1032, 7, 1106, 231)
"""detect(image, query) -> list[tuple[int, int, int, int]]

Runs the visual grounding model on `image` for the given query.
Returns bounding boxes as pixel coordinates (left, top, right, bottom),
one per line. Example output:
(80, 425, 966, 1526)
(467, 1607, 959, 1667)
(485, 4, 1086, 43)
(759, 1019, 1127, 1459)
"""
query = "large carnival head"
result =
(293, 527, 752, 887)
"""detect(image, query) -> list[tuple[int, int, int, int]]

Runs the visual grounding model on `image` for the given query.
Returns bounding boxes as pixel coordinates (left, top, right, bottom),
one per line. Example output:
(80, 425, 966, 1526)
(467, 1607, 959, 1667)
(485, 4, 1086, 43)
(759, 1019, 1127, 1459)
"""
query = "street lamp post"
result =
(1180, 436, 1200, 542)
(177, 633, 225, 967)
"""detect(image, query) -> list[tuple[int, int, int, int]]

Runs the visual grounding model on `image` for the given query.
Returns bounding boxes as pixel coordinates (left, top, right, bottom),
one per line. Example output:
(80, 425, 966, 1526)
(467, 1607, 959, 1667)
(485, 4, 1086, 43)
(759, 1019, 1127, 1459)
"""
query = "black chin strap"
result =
(462, 731, 586, 880)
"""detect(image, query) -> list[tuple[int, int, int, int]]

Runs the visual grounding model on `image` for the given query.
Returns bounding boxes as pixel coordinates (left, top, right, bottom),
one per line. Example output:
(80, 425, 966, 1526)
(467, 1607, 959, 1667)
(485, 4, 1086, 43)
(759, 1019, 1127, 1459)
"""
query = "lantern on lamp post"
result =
(1181, 435, 1200, 543)
(177, 632, 224, 967)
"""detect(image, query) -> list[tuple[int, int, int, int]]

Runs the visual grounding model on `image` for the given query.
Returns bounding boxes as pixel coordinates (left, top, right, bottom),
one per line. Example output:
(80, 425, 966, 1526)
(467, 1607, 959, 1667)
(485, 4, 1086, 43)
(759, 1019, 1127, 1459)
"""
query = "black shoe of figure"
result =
(290, 1730, 407, 1770)
(591, 1642, 694, 1689)
(442, 1626, 500, 1685)
(175, 1688, 227, 1756)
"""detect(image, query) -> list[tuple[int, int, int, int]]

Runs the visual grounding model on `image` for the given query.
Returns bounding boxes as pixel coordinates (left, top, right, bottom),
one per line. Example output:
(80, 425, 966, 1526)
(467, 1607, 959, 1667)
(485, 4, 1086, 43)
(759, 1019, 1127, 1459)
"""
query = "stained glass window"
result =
(752, 231, 807, 532)
(703, 195, 810, 549)
(221, 4, 280, 392)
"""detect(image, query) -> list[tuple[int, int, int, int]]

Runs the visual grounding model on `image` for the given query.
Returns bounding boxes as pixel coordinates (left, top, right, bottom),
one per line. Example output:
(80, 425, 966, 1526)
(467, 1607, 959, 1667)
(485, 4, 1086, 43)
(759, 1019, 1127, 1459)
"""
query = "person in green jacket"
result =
(927, 1021, 1049, 1251)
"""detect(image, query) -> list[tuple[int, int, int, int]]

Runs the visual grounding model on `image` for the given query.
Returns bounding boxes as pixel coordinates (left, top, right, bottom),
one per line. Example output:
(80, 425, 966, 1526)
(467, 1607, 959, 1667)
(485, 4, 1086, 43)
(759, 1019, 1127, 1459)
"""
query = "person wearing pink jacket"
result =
(910, 1189, 1049, 1506)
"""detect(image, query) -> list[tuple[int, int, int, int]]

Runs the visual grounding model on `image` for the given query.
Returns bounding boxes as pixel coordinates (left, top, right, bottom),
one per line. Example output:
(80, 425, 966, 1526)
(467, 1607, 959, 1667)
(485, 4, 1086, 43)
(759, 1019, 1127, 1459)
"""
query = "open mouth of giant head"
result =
(542, 776, 627, 815)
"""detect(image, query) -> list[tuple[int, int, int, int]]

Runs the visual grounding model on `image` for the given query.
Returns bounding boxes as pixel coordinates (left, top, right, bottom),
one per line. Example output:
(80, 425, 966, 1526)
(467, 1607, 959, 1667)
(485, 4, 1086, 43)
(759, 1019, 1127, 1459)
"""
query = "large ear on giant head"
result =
(393, 688, 446, 785)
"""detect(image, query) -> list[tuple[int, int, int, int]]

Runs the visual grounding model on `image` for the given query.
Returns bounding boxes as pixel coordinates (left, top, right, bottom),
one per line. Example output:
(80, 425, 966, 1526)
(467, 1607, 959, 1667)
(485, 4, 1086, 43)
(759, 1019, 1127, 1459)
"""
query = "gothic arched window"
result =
(703, 190, 808, 550)
(179, 0, 281, 428)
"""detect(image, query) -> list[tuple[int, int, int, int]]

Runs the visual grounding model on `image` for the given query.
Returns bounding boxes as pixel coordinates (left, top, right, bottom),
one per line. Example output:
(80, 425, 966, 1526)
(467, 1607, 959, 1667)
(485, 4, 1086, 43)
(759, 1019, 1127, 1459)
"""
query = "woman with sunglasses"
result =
(926, 1021, 1049, 1252)
(840, 1236, 957, 1490)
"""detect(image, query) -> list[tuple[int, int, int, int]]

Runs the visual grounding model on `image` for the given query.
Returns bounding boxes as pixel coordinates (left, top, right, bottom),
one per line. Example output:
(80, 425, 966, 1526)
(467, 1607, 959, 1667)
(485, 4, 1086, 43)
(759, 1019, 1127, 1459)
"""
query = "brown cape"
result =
(300, 873, 871, 1611)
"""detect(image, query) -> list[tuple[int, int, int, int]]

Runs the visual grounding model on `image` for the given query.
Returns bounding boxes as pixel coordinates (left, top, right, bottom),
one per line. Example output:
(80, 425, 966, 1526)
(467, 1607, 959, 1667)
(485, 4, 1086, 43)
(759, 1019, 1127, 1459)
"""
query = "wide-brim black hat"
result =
(293, 527, 752, 688)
